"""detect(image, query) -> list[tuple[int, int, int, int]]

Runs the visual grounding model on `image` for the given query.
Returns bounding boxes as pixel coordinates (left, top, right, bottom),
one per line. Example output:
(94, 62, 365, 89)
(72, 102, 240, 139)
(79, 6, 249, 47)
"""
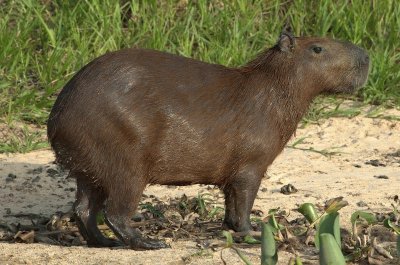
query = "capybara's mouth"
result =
(341, 59, 370, 94)
(327, 66, 369, 95)
(355, 51, 370, 88)
(354, 61, 370, 90)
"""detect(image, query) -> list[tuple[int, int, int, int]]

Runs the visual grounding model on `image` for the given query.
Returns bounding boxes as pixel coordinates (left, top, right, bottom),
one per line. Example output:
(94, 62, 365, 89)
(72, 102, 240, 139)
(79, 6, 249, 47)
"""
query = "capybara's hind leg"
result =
(73, 173, 121, 247)
(103, 181, 168, 250)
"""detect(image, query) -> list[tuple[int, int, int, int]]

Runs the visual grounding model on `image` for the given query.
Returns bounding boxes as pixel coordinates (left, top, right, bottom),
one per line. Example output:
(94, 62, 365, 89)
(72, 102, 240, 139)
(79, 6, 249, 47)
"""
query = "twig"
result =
(372, 237, 393, 259)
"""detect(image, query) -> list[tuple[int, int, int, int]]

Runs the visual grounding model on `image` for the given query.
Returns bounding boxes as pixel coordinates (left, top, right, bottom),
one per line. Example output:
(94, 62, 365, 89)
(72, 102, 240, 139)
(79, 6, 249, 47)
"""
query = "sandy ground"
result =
(1, 106, 399, 264)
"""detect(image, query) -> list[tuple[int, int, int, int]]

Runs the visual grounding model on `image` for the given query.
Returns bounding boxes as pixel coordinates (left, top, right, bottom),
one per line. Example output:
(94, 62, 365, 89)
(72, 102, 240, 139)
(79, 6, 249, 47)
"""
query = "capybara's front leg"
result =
(223, 171, 262, 232)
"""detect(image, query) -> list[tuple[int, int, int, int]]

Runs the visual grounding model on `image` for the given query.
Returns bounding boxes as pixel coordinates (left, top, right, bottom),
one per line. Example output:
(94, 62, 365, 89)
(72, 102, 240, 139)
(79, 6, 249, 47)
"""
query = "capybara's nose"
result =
(360, 53, 369, 65)
(356, 48, 369, 66)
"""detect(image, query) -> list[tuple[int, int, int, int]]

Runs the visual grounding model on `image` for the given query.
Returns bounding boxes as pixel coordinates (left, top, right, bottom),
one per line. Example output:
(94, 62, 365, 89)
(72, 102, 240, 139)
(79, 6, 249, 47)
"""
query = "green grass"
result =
(1, 0, 399, 153)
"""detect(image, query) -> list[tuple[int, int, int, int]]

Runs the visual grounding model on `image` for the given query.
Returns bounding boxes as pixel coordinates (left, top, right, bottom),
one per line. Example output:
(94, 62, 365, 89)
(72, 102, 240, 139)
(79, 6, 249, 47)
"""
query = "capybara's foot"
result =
(222, 220, 235, 231)
(87, 237, 124, 248)
(130, 237, 169, 250)
(222, 220, 251, 234)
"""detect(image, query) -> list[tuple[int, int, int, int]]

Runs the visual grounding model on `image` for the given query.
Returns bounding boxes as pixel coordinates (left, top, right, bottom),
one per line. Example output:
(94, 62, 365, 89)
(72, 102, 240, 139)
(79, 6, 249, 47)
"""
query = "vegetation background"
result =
(1, 0, 399, 152)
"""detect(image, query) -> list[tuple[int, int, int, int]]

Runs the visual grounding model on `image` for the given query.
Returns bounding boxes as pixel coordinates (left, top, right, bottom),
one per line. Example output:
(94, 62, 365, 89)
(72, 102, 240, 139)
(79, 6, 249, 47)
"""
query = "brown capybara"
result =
(47, 28, 369, 249)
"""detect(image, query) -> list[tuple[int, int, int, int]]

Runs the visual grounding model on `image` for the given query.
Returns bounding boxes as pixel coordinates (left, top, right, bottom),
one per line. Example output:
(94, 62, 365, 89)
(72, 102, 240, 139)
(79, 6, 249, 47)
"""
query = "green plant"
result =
(288, 136, 344, 157)
(319, 233, 346, 265)
(298, 198, 348, 261)
(221, 230, 253, 265)
(221, 196, 397, 264)
(350, 211, 377, 241)
(139, 202, 164, 218)
(194, 192, 223, 219)
(261, 222, 278, 265)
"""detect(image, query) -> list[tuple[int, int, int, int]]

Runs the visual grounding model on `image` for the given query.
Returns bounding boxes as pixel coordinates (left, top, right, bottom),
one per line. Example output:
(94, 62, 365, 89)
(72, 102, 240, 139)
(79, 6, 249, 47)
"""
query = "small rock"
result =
(353, 164, 361, 168)
(32, 176, 41, 182)
(46, 168, 59, 178)
(291, 217, 307, 225)
(28, 167, 43, 174)
(365, 159, 386, 167)
(356, 201, 368, 207)
(5, 173, 17, 183)
(71, 236, 83, 246)
(386, 150, 400, 157)
(374, 175, 389, 179)
(132, 213, 144, 222)
(251, 209, 263, 217)
(261, 187, 268, 192)
(375, 213, 386, 222)
(0, 228, 14, 241)
(280, 184, 298, 195)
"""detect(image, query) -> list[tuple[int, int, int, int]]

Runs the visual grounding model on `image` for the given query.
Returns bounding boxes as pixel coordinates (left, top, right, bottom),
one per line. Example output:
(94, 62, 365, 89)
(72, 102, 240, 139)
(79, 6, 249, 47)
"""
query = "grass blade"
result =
(222, 231, 233, 247)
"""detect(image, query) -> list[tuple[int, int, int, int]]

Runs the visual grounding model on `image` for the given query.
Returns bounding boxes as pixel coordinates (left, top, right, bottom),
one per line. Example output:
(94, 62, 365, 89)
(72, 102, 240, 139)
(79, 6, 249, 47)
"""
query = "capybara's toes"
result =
(130, 237, 170, 250)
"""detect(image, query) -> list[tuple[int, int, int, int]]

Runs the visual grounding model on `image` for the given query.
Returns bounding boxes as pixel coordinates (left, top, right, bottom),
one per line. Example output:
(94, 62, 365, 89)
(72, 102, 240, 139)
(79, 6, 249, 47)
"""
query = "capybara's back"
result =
(47, 29, 369, 249)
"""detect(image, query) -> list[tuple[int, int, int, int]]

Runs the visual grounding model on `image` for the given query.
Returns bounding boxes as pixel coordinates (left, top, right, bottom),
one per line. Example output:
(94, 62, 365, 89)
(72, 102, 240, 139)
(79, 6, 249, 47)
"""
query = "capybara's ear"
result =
(282, 22, 293, 35)
(277, 32, 295, 52)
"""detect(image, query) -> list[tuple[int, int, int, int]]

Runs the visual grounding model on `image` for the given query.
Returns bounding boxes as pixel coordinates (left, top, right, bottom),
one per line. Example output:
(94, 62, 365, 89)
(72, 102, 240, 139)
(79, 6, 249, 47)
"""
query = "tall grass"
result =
(0, 0, 399, 151)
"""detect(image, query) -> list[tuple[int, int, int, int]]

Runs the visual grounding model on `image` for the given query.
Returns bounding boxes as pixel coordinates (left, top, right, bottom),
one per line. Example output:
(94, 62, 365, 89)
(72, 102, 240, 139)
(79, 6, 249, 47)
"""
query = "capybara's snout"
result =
(355, 47, 370, 68)
(354, 47, 370, 88)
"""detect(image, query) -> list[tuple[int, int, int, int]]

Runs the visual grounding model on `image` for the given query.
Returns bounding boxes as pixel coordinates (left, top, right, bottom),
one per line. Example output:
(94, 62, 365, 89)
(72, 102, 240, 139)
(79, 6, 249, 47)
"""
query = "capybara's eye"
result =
(312, 46, 323, 54)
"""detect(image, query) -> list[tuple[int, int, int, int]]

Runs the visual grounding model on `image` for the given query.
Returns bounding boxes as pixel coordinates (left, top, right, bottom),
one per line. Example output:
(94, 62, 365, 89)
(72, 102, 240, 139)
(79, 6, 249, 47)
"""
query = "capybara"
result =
(47, 28, 370, 249)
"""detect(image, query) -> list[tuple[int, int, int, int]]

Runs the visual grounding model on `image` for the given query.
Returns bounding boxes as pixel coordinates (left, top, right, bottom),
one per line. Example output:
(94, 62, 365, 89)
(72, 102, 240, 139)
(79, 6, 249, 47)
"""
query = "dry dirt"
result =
(1, 106, 399, 264)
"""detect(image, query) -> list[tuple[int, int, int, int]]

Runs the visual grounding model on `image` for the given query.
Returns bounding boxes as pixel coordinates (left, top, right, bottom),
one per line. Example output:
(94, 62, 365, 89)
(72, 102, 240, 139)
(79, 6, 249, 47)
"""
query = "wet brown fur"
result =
(47, 31, 369, 249)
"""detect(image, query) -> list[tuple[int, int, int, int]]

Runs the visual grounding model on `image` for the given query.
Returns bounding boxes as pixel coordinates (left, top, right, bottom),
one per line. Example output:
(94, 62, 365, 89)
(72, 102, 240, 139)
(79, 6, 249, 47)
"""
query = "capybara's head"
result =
(245, 30, 369, 99)
(263, 29, 370, 97)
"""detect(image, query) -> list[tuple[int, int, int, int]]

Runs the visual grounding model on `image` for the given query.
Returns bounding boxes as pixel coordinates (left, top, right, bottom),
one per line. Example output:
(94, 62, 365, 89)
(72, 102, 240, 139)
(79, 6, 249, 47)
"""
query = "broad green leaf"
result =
(261, 223, 277, 265)
(298, 203, 319, 224)
(350, 211, 377, 226)
(315, 212, 341, 250)
(319, 233, 346, 265)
